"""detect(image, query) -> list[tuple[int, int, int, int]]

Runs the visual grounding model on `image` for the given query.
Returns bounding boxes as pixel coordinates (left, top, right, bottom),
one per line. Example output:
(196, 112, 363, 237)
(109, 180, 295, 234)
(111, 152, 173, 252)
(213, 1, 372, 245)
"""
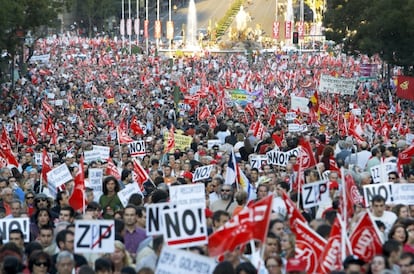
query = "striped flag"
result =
(132, 158, 149, 191)
(225, 150, 255, 201)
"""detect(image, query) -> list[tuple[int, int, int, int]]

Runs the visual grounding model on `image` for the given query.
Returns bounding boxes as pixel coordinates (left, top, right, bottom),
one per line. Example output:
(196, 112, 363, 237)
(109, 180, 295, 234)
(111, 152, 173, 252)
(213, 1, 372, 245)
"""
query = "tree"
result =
(323, 0, 414, 74)
(0, 0, 70, 81)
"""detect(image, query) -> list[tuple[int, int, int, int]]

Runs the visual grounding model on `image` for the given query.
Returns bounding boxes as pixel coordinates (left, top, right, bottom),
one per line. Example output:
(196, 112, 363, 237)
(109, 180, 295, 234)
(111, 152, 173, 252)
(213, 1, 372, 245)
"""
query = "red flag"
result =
(349, 212, 383, 263)
(41, 148, 53, 183)
(103, 86, 115, 99)
(395, 100, 401, 114)
(396, 76, 414, 101)
(45, 117, 55, 136)
(340, 174, 364, 221)
(298, 137, 317, 169)
(41, 100, 54, 114)
(208, 195, 272, 257)
(117, 126, 134, 144)
(397, 143, 414, 165)
(1, 127, 12, 149)
(69, 156, 87, 212)
(208, 115, 218, 129)
(106, 158, 121, 180)
(0, 149, 18, 167)
(281, 191, 306, 234)
(317, 217, 344, 273)
(245, 103, 255, 117)
(83, 100, 94, 110)
(198, 105, 211, 121)
(132, 159, 149, 191)
(164, 126, 175, 153)
(26, 125, 38, 146)
(278, 103, 288, 114)
(130, 115, 144, 135)
(269, 113, 277, 127)
(119, 87, 130, 95)
(14, 121, 24, 144)
(294, 219, 327, 273)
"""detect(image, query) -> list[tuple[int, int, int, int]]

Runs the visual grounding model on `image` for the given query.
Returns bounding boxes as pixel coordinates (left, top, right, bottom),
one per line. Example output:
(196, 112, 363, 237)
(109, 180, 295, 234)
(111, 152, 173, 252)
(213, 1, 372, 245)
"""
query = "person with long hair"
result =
(110, 240, 134, 274)
(280, 233, 295, 260)
(99, 176, 123, 219)
(366, 255, 390, 274)
(30, 208, 54, 241)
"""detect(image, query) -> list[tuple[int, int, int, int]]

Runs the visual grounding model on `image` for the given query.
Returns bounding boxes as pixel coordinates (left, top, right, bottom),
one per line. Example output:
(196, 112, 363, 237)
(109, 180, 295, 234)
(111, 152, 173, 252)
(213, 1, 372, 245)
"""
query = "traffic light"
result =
(293, 32, 299, 44)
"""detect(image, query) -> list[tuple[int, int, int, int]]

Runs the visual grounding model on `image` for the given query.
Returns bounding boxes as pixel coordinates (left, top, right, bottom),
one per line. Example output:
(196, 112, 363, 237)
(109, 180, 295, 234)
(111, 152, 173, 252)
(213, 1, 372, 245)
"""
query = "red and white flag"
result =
(317, 216, 345, 273)
(69, 156, 87, 212)
(132, 158, 149, 191)
(340, 174, 364, 221)
(349, 211, 383, 263)
(281, 191, 307, 234)
(198, 105, 211, 121)
(106, 158, 121, 180)
(41, 100, 54, 114)
(130, 115, 144, 135)
(298, 137, 317, 169)
(117, 126, 134, 144)
(294, 220, 327, 274)
(14, 121, 24, 144)
(26, 125, 38, 146)
(41, 148, 53, 183)
(208, 195, 273, 257)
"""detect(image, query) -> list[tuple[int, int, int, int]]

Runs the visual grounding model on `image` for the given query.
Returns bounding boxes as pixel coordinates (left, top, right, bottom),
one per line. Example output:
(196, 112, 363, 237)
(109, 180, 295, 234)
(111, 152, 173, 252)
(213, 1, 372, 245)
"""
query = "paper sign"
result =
(301, 180, 330, 209)
(192, 165, 214, 182)
(0, 218, 30, 243)
(118, 183, 142, 207)
(74, 220, 115, 253)
(169, 184, 205, 208)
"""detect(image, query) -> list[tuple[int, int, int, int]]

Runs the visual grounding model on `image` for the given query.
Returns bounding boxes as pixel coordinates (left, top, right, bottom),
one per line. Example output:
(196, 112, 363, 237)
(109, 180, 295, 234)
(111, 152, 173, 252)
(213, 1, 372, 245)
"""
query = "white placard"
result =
(169, 184, 205, 208)
(249, 154, 269, 170)
(128, 140, 146, 157)
(370, 163, 397, 184)
(47, 164, 73, 188)
(84, 150, 101, 163)
(363, 183, 394, 207)
(351, 108, 361, 116)
(392, 184, 414, 205)
(162, 206, 208, 248)
(155, 245, 216, 274)
(301, 180, 330, 209)
(92, 145, 110, 160)
(0, 218, 30, 243)
(74, 220, 115, 253)
(55, 99, 63, 106)
(291, 96, 309, 113)
(192, 165, 214, 182)
(318, 74, 357, 95)
(118, 183, 142, 207)
(266, 147, 300, 167)
(285, 112, 297, 121)
(288, 123, 308, 132)
(146, 202, 177, 236)
(34, 152, 53, 166)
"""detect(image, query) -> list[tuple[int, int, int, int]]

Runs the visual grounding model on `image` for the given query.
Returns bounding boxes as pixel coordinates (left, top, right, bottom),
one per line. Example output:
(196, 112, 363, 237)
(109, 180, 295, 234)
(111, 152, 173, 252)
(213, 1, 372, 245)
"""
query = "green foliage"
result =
(323, 0, 414, 72)
(0, 0, 66, 54)
(214, 0, 245, 40)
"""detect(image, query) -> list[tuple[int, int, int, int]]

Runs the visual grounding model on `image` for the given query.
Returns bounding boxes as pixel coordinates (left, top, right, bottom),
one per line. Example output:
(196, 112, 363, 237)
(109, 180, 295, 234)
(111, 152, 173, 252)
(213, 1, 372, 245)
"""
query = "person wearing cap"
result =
(343, 254, 365, 273)
(285, 257, 306, 274)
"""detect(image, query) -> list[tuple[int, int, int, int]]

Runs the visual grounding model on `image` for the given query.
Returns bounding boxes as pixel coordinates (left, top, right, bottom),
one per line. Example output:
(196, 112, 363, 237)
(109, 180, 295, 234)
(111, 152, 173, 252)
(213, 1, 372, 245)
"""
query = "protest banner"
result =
(118, 183, 142, 207)
(318, 74, 357, 95)
(155, 245, 216, 274)
(288, 123, 308, 132)
(363, 183, 414, 206)
(87, 168, 103, 193)
(74, 220, 115, 253)
(169, 183, 205, 208)
(285, 112, 297, 121)
(163, 132, 192, 151)
(0, 217, 30, 243)
(47, 164, 73, 188)
(207, 139, 221, 149)
(84, 150, 101, 163)
(192, 165, 214, 182)
(266, 147, 300, 167)
(128, 140, 146, 157)
(363, 183, 394, 207)
(370, 163, 397, 184)
(147, 202, 177, 236)
(162, 205, 208, 248)
(29, 54, 50, 63)
(301, 180, 330, 209)
(92, 145, 110, 161)
(34, 152, 53, 166)
(291, 96, 309, 113)
(249, 154, 269, 170)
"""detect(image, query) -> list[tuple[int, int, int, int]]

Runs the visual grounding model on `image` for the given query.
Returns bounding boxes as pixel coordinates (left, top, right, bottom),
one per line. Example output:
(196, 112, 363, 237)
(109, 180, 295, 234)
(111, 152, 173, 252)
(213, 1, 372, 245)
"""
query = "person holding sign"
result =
(99, 176, 124, 219)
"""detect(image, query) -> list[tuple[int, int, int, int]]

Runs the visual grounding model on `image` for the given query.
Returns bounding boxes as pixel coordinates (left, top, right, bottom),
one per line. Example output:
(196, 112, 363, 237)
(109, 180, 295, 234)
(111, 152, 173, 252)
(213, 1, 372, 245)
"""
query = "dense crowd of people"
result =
(0, 33, 414, 274)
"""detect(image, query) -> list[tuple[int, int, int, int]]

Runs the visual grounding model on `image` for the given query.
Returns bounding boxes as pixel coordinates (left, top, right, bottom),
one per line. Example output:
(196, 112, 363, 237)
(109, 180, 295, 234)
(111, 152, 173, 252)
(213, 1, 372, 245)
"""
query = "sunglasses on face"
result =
(34, 261, 49, 267)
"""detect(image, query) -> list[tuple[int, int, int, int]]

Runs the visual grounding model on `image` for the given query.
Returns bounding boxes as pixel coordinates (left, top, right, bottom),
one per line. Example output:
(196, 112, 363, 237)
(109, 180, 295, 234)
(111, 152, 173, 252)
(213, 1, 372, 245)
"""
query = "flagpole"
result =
(296, 149, 302, 208)
(340, 167, 347, 263)
(117, 127, 123, 168)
